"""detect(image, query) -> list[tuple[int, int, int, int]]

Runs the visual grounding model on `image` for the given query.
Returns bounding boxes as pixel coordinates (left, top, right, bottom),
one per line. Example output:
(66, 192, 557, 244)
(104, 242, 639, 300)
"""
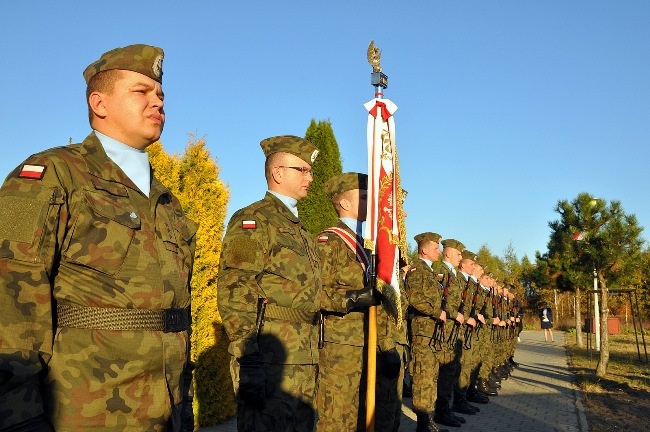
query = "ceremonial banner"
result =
(363, 97, 404, 322)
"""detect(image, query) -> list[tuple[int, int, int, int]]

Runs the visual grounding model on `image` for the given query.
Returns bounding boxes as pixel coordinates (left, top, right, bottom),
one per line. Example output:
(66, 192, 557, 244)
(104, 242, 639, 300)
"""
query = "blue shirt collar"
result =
(268, 190, 298, 217)
(340, 217, 364, 239)
(95, 130, 150, 196)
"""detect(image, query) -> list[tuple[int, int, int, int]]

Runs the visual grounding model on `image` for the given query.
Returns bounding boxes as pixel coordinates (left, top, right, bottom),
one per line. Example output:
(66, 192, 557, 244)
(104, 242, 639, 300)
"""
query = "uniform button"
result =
(130, 212, 138, 219)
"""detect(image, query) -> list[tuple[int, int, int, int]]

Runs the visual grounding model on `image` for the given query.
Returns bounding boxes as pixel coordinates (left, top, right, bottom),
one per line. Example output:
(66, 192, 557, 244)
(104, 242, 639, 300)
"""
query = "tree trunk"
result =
(596, 275, 609, 377)
(575, 288, 583, 348)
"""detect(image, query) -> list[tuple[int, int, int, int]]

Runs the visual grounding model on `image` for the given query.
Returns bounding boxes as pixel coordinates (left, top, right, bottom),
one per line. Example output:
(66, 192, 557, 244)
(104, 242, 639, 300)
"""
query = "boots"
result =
(452, 390, 479, 415)
(488, 373, 502, 386)
(467, 383, 491, 403)
(416, 412, 441, 432)
(509, 356, 520, 367)
(434, 402, 463, 427)
(477, 378, 498, 396)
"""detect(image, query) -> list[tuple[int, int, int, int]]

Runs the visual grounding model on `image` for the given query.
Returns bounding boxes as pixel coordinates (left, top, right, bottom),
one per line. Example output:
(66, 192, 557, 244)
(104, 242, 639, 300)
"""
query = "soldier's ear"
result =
(89, 92, 108, 120)
(339, 197, 351, 211)
(270, 165, 284, 185)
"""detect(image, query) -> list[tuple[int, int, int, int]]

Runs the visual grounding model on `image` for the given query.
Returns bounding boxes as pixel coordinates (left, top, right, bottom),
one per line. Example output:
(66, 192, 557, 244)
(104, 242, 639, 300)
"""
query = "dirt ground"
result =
(567, 332, 650, 432)
(579, 378, 650, 431)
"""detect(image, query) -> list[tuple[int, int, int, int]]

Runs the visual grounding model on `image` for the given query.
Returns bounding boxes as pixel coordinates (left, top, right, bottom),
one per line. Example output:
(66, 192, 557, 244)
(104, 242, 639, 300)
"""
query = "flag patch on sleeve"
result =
(242, 220, 256, 229)
(318, 235, 329, 243)
(18, 164, 46, 180)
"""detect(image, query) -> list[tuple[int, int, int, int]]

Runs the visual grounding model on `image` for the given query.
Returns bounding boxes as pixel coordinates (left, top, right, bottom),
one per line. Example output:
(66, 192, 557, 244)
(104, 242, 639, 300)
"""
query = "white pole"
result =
(593, 269, 601, 351)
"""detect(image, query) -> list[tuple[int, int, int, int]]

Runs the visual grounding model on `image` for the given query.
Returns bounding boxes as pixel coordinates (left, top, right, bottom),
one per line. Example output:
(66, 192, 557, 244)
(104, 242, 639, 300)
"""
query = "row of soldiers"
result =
(217, 135, 523, 431)
(405, 234, 522, 431)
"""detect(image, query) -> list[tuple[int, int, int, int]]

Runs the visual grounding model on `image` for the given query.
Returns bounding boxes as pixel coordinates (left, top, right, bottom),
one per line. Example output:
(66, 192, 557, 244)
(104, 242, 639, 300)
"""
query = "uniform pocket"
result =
(63, 190, 140, 276)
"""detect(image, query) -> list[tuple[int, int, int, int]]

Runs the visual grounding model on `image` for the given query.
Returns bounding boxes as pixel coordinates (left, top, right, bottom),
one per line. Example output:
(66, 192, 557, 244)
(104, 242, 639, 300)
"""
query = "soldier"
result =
(453, 250, 489, 411)
(315, 172, 380, 432)
(404, 232, 445, 432)
(432, 238, 468, 428)
(472, 268, 500, 397)
(0, 44, 197, 431)
(218, 136, 322, 431)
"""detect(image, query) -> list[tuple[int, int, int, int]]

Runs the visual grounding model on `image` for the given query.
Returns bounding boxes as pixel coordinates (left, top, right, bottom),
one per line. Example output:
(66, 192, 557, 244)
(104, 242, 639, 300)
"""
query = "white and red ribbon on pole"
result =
(363, 97, 402, 318)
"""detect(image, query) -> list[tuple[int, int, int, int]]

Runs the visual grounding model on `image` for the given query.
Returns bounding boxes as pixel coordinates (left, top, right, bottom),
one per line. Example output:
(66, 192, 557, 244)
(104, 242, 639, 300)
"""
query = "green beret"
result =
(323, 172, 367, 198)
(461, 250, 477, 261)
(83, 44, 164, 84)
(441, 238, 465, 251)
(260, 135, 319, 165)
(414, 232, 441, 245)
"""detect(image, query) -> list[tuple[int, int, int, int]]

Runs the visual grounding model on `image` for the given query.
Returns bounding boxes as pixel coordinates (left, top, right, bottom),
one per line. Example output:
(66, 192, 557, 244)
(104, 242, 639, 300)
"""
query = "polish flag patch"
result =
(242, 220, 256, 229)
(317, 235, 329, 243)
(19, 164, 46, 180)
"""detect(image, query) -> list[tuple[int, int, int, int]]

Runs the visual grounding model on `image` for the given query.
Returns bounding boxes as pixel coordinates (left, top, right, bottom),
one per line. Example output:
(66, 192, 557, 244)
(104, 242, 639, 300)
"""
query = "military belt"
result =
(57, 304, 190, 333)
(264, 303, 318, 325)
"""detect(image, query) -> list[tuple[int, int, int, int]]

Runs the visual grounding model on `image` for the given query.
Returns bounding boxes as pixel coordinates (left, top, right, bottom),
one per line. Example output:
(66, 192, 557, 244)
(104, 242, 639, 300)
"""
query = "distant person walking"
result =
(539, 302, 554, 342)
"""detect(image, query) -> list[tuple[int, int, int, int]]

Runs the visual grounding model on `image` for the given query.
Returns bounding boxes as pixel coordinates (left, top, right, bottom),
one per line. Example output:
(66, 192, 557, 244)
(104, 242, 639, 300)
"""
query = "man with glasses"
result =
(218, 135, 322, 431)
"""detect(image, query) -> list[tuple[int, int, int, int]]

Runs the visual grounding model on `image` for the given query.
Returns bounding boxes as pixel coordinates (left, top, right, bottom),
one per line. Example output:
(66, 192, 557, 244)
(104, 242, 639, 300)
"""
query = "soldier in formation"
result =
(217, 136, 323, 432)
(0, 44, 197, 431)
(315, 172, 379, 432)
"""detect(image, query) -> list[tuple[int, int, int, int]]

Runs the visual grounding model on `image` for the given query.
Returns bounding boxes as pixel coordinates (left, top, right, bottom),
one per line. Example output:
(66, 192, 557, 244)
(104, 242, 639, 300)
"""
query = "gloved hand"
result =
(237, 353, 266, 409)
(378, 347, 402, 379)
(345, 287, 381, 312)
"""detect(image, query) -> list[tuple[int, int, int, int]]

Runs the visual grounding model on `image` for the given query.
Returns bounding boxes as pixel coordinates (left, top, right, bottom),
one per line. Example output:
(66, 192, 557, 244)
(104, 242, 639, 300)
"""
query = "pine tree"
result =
(148, 135, 235, 426)
(546, 193, 644, 376)
(298, 119, 343, 234)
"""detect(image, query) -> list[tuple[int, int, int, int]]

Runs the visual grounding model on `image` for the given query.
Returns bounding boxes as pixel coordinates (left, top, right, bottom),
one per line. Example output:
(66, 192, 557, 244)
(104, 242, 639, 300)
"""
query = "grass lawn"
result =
(566, 331, 650, 431)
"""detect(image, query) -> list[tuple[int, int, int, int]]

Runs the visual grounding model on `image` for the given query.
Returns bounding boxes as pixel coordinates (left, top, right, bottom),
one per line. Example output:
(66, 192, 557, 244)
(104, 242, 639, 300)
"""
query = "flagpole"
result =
(364, 40, 389, 432)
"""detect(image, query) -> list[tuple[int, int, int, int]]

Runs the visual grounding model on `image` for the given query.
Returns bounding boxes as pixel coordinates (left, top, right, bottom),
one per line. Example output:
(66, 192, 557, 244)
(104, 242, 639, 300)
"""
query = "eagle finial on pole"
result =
(367, 40, 382, 73)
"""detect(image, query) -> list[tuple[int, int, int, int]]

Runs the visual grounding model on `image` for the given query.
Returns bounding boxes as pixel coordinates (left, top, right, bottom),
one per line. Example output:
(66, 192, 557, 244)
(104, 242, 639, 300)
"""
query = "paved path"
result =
(197, 330, 587, 432)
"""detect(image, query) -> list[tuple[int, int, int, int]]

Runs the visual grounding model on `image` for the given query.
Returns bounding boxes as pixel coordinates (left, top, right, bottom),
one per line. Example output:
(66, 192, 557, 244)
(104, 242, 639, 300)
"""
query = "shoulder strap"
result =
(320, 227, 370, 272)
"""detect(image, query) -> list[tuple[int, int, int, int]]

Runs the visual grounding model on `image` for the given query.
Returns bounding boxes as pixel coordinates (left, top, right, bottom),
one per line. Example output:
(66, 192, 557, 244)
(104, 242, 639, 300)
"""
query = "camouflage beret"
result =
(461, 250, 477, 261)
(441, 238, 465, 251)
(83, 44, 164, 84)
(260, 135, 319, 165)
(323, 172, 368, 198)
(414, 232, 442, 245)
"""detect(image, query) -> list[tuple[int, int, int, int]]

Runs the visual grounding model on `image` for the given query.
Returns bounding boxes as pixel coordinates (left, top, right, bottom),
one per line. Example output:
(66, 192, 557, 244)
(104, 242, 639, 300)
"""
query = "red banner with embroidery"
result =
(363, 98, 404, 322)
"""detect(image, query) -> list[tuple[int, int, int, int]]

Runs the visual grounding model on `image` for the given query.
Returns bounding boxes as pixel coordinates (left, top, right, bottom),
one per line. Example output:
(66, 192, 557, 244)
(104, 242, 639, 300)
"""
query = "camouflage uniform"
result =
(315, 221, 367, 432)
(0, 132, 197, 431)
(456, 272, 476, 390)
(218, 192, 322, 432)
(475, 284, 494, 385)
(404, 257, 445, 416)
(430, 260, 465, 415)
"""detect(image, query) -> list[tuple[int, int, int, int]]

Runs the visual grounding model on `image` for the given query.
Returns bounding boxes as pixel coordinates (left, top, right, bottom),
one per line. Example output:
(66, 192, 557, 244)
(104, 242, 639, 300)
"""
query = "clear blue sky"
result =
(1, 1, 648, 260)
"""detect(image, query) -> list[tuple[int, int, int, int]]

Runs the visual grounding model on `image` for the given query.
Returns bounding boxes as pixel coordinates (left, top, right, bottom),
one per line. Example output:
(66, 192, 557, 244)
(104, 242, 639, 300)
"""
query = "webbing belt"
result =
(264, 303, 318, 325)
(57, 304, 190, 333)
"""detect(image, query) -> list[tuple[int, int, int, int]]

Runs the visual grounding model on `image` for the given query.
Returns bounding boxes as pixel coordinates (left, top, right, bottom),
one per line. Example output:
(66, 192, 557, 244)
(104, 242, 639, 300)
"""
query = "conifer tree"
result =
(298, 119, 343, 234)
(547, 193, 644, 376)
(148, 135, 235, 426)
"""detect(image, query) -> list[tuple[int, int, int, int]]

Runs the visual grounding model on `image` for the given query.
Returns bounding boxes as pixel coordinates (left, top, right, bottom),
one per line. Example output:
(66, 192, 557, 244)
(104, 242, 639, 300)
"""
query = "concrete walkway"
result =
(197, 330, 588, 432)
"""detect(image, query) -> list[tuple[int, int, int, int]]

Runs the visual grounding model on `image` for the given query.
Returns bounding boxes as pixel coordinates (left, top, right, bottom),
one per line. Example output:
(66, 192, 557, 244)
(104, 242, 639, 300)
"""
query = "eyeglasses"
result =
(277, 166, 313, 177)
